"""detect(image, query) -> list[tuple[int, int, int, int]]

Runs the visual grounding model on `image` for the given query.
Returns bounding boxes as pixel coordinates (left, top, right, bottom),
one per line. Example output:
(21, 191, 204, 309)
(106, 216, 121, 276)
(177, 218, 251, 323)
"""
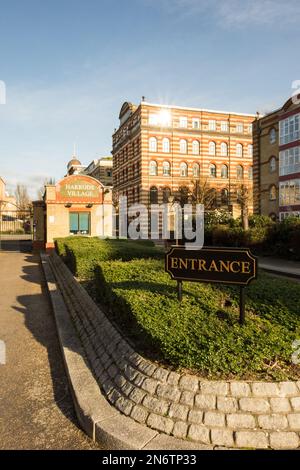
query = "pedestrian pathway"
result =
(259, 256, 300, 279)
(0, 240, 101, 449)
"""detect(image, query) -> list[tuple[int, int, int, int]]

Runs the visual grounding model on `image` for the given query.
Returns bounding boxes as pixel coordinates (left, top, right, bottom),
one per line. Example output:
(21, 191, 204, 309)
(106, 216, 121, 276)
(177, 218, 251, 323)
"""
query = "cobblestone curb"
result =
(44, 252, 300, 450)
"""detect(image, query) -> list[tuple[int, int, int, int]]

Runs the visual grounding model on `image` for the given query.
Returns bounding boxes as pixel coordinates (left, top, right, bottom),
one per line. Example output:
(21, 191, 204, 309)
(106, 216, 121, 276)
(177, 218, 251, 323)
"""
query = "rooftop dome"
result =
(67, 158, 82, 169)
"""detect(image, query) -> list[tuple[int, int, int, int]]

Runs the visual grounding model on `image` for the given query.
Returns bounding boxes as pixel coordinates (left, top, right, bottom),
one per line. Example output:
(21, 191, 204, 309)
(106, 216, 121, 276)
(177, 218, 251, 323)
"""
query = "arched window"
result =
(192, 140, 200, 155)
(162, 187, 171, 203)
(221, 164, 228, 178)
(149, 137, 157, 152)
(269, 156, 276, 173)
(180, 162, 188, 177)
(269, 185, 277, 201)
(248, 144, 253, 156)
(236, 143, 243, 157)
(162, 161, 171, 176)
(220, 142, 228, 156)
(162, 137, 170, 153)
(150, 186, 158, 204)
(209, 163, 217, 177)
(149, 160, 158, 176)
(209, 141, 216, 155)
(193, 163, 200, 177)
(248, 166, 253, 180)
(269, 128, 276, 144)
(179, 139, 188, 154)
(221, 188, 229, 205)
(236, 165, 244, 179)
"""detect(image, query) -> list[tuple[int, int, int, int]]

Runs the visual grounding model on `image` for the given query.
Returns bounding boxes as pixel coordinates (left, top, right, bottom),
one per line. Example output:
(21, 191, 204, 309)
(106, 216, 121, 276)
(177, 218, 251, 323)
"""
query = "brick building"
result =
(83, 157, 113, 186)
(112, 101, 255, 216)
(253, 97, 300, 220)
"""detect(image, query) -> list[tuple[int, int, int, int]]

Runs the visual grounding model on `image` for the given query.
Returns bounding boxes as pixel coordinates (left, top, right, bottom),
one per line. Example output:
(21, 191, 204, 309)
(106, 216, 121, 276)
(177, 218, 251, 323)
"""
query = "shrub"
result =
(56, 237, 164, 278)
(94, 258, 300, 380)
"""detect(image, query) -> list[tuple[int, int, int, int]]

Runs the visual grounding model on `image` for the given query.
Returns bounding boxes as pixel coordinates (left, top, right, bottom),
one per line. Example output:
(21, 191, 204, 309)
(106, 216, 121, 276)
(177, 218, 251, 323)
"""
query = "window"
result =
(209, 163, 217, 177)
(220, 142, 228, 156)
(149, 137, 157, 152)
(221, 164, 228, 178)
(209, 141, 216, 155)
(208, 120, 216, 131)
(162, 137, 170, 153)
(193, 163, 200, 177)
(149, 114, 158, 126)
(279, 147, 300, 176)
(192, 140, 200, 155)
(269, 185, 277, 201)
(150, 186, 158, 204)
(269, 128, 276, 144)
(180, 162, 188, 177)
(248, 166, 253, 180)
(236, 143, 243, 157)
(236, 123, 244, 133)
(179, 116, 188, 128)
(280, 179, 300, 206)
(69, 212, 90, 235)
(106, 169, 112, 177)
(221, 121, 228, 132)
(221, 188, 229, 205)
(248, 144, 253, 156)
(149, 160, 158, 176)
(162, 187, 171, 203)
(236, 165, 244, 179)
(162, 161, 171, 176)
(192, 118, 200, 129)
(179, 139, 188, 154)
(270, 156, 277, 173)
(248, 123, 253, 133)
(280, 114, 300, 145)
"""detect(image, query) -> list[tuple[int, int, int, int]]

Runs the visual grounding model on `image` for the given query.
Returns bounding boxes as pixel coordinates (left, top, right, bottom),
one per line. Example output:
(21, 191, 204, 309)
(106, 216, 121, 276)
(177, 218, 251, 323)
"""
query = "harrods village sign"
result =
(165, 247, 257, 324)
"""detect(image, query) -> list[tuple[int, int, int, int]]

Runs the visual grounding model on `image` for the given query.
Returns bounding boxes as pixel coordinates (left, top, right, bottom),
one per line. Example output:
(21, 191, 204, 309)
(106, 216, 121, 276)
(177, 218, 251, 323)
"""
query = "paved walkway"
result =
(0, 240, 101, 449)
(259, 256, 300, 279)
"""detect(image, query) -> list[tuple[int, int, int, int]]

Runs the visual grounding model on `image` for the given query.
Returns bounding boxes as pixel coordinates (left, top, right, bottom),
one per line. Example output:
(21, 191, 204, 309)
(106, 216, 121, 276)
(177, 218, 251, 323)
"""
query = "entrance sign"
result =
(165, 246, 257, 324)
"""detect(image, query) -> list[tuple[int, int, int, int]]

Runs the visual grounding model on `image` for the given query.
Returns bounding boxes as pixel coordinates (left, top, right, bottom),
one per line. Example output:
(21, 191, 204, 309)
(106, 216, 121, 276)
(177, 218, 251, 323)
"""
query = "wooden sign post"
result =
(165, 246, 257, 325)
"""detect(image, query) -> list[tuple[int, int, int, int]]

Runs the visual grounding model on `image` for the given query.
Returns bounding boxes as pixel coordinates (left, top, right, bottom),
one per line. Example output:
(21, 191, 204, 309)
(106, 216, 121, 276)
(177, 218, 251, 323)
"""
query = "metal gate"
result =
(0, 209, 33, 237)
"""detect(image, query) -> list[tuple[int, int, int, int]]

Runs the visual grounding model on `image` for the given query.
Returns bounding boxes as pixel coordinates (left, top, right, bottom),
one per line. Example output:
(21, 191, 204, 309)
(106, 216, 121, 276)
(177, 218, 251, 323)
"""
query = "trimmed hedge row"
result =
(54, 237, 164, 279)
(94, 258, 300, 380)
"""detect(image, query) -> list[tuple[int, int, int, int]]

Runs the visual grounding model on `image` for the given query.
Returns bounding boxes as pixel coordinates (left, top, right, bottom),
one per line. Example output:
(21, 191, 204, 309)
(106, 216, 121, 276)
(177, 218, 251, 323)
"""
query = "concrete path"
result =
(0, 240, 101, 449)
(259, 256, 300, 279)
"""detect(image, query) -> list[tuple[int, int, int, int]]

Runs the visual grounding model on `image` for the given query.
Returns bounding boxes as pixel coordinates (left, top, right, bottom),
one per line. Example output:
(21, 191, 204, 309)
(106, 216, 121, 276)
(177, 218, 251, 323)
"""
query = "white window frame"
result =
(180, 162, 188, 177)
(192, 118, 200, 129)
(192, 140, 200, 155)
(162, 161, 171, 176)
(208, 120, 216, 131)
(179, 116, 188, 128)
(179, 139, 188, 154)
(221, 121, 229, 132)
(209, 141, 216, 155)
(149, 137, 157, 152)
(220, 142, 228, 156)
(162, 137, 170, 153)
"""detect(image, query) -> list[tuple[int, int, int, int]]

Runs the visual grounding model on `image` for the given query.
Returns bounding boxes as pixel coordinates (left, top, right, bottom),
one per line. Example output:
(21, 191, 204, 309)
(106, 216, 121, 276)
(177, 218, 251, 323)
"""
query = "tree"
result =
(189, 177, 217, 209)
(14, 184, 31, 211)
(237, 184, 251, 230)
(37, 178, 56, 200)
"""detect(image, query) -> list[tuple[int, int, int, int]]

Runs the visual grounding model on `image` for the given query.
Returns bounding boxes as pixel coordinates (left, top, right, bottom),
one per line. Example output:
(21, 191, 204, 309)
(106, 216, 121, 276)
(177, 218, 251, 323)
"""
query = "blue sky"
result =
(0, 0, 300, 198)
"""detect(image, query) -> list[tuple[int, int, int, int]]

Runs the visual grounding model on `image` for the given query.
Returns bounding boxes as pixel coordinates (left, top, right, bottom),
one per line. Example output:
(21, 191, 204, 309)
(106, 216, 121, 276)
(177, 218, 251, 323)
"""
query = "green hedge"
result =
(94, 258, 300, 380)
(54, 237, 163, 279)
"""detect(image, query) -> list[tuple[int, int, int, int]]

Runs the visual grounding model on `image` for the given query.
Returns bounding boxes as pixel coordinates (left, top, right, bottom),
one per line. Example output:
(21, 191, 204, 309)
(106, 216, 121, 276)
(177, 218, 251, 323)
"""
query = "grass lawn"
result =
(56, 237, 300, 381)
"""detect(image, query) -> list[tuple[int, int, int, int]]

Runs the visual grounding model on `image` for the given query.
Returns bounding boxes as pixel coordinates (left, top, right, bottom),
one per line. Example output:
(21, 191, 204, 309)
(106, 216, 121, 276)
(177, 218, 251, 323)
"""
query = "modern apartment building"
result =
(112, 101, 255, 215)
(253, 97, 300, 220)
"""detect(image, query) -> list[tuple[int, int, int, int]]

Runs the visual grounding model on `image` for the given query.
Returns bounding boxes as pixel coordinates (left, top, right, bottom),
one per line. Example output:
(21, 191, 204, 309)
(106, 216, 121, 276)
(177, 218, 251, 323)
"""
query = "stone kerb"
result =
(49, 252, 300, 449)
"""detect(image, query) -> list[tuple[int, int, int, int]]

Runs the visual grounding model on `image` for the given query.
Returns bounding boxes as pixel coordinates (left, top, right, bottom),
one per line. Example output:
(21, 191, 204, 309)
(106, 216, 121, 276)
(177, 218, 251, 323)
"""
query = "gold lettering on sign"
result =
(171, 257, 178, 269)
(241, 262, 251, 273)
(179, 258, 188, 269)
